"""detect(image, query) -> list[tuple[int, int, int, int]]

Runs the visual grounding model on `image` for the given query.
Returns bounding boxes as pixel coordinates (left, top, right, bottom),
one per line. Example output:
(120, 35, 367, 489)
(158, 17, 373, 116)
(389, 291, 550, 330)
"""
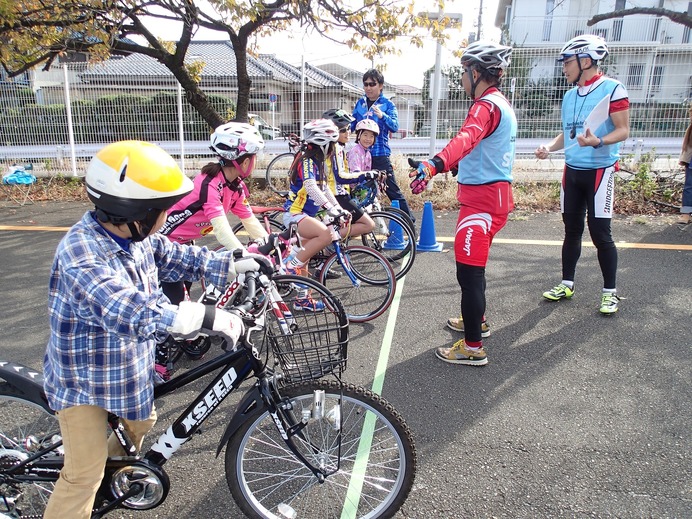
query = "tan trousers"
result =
(43, 404, 157, 519)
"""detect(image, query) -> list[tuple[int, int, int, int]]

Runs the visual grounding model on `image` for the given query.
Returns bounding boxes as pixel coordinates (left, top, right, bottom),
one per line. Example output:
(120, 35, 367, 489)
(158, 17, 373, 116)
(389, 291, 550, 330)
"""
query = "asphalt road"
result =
(0, 200, 690, 518)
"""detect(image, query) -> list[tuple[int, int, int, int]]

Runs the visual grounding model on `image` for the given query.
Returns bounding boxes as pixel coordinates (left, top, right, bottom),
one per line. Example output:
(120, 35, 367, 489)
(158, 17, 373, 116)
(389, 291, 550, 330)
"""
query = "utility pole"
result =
(477, 0, 484, 40)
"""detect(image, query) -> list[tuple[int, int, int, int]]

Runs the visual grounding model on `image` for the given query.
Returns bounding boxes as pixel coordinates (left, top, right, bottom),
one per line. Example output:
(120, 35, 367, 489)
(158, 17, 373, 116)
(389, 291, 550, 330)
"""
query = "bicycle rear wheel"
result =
(0, 383, 61, 518)
(361, 211, 416, 280)
(225, 379, 416, 519)
(265, 152, 294, 197)
(317, 245, 396, 323)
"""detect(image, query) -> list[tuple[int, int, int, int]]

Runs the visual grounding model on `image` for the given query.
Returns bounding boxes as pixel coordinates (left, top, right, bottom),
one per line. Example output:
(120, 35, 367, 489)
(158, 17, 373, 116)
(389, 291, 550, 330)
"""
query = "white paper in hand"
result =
(583, 94, 610, 132)
(558, 94, 611, 153)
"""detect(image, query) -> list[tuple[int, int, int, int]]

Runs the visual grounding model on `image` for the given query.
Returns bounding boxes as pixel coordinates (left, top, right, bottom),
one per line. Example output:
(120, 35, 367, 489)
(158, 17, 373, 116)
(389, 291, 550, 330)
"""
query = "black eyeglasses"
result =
(339, 128, 349, 133)
(363, 82, 378, 87)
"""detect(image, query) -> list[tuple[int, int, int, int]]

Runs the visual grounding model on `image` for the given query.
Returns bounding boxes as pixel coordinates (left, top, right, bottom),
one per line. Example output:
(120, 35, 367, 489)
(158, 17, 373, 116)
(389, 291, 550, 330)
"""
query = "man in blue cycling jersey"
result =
(535, 34, 630, 315)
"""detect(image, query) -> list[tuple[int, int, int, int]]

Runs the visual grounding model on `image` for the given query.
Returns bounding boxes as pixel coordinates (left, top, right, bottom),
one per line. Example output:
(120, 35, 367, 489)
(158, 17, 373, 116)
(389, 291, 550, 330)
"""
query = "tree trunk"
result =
(231, 34, 251, 123)
(164, 59, 224, 130)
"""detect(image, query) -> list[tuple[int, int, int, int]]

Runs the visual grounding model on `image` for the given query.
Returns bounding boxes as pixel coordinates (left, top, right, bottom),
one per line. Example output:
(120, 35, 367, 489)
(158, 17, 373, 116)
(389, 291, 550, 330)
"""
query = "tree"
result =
(0, 1, 452, 130)
(588, 8, 692, 29)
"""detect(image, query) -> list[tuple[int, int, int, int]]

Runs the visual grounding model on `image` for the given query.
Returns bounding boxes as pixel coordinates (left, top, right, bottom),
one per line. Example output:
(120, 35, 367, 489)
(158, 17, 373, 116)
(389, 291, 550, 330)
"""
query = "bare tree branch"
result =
(588, 8, 692, 29)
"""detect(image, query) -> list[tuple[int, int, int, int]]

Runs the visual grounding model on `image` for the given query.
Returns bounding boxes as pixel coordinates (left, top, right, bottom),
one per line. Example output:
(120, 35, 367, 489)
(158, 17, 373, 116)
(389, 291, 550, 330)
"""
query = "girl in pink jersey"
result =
(159, 122, 268, 305)
(348, 118, 379, 173)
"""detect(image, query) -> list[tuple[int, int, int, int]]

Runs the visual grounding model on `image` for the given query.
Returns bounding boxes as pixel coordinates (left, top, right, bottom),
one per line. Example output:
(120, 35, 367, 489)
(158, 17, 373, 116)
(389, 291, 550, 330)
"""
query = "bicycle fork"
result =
(270, 386, 343, 482)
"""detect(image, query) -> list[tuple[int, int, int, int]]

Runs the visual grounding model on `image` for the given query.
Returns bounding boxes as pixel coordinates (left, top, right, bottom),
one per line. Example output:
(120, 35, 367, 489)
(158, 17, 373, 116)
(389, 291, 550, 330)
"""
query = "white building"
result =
(496, 0, 692, 104)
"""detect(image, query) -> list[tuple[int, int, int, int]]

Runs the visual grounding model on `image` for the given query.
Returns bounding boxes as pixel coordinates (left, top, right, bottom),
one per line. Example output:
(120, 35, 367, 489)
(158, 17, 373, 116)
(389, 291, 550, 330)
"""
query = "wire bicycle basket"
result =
(264, 286, 348, 383)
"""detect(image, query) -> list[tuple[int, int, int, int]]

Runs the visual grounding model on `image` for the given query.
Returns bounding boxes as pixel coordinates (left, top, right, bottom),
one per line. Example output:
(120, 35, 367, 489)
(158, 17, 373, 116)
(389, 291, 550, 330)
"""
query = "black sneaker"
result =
(315, 261, 342, 279)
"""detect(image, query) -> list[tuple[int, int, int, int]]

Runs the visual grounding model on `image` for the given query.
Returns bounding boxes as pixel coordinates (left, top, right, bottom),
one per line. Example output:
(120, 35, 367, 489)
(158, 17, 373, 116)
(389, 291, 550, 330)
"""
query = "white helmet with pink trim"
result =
(210, 122, 264, 161)
(302, 119, 340, 146)
(355, 119, 380, 136)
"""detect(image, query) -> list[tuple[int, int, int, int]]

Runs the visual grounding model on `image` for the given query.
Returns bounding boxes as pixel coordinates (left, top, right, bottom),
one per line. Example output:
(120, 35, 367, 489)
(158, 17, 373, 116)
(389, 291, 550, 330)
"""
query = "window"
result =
(684, 3, 692, 43)
(543, 0, 555, 41)
(627, 63, 645, 90)
(650, 65, 664, 92)
(612, 19, 623, 41)
(594, 28, 608, 40)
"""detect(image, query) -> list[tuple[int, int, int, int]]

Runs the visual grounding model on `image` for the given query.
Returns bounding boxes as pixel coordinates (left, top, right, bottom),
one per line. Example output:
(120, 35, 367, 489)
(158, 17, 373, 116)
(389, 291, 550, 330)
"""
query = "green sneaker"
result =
(435, 339, 488, 366)
(599, 292, 620, 314)
(446, 316, 490, 338)
(543, 283, 575, 301)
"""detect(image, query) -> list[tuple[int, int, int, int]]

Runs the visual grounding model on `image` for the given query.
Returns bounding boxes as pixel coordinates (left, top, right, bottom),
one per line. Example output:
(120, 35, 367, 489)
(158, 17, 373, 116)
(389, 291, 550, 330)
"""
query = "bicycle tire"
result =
(225, 379, 416, 519)
(317, 245, 396, 323)
(382, 205, 417, 239)
(270, 273, 344, 318)
(231, 216, 285, 243)
(361, 211, 416, 280)
(265, 152, 294, 197)
(0, 382, 61, 518)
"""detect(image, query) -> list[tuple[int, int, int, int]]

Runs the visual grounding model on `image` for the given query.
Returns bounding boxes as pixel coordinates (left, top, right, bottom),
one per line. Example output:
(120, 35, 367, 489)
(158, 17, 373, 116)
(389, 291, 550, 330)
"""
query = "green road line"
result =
(371, 275, 404, 395)
(340, 275, 405, 518)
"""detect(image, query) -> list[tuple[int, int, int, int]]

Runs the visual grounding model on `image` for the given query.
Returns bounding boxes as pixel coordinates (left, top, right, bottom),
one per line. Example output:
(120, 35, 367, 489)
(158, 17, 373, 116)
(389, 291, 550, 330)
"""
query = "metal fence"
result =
(1, 41, 689, 177)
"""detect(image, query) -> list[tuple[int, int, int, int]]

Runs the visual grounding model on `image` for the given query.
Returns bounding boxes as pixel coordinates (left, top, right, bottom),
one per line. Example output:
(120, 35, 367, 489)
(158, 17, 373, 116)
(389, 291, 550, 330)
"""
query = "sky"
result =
(187, 0, 502, 89)
(254, 0, 502, 88)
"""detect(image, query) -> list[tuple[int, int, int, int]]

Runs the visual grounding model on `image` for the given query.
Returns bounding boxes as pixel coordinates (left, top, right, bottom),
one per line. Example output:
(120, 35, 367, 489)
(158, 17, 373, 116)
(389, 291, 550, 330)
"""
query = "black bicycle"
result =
(0, 272, 416, 518)
(265, 133, 300, 197)
(349, 177, 417, 280)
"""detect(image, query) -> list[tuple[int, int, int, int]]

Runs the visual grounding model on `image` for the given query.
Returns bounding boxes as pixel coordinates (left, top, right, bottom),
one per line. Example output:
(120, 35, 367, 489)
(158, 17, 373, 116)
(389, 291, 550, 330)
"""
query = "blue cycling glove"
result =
(409, 159, 437, 194)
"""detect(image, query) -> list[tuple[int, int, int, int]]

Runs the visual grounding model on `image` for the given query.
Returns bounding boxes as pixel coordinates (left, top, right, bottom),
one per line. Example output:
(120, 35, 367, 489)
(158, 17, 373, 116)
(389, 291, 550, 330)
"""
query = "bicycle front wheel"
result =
(265, 152, 295, 197)
(0, 383, 61, 518)
(225, 379, 416, 519)
(318, 245, 396, 323)
(362, 211, 416, 280)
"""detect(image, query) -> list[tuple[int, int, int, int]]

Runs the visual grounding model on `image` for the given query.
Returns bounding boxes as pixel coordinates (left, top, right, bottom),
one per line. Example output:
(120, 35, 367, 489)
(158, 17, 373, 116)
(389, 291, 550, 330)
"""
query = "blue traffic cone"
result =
(383, 200, 408, 250)
(416, 201, 443, 252)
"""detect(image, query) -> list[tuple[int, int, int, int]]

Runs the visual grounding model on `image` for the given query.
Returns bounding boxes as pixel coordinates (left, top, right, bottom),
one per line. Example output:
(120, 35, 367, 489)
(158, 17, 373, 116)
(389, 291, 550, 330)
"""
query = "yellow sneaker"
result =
(446, 315, 490, 337)
(435, 339, 488, 366)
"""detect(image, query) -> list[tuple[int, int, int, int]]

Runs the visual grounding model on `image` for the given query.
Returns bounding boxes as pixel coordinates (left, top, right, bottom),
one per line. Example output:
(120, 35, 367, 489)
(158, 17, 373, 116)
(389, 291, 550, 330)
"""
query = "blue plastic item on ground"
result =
(2, 165, 36, 185)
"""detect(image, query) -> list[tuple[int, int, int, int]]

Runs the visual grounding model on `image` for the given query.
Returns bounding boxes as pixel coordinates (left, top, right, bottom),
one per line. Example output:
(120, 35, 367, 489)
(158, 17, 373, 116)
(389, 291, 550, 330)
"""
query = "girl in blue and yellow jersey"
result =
(282, 118, 352, 311)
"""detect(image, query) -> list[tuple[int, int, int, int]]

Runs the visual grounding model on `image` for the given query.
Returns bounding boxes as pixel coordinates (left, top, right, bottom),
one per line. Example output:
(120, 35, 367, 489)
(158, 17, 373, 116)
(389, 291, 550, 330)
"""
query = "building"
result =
(27, 41, 364, 138)
(489, 0, 692, 140)
(496, 0, 692, 104)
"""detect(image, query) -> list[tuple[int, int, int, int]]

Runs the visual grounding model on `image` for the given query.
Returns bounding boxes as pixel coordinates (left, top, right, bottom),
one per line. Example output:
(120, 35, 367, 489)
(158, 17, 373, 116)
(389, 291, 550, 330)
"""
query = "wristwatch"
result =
(593, 137, 604, 149)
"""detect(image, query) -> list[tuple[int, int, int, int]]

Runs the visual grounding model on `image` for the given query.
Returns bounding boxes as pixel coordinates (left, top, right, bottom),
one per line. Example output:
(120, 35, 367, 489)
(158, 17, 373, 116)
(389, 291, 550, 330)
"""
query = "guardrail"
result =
(0, 137, 679, 162)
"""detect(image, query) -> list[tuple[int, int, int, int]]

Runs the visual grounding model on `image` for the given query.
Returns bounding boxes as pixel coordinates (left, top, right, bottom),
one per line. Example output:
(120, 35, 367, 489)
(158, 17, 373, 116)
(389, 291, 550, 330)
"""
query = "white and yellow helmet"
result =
(86, 140, 193, 223)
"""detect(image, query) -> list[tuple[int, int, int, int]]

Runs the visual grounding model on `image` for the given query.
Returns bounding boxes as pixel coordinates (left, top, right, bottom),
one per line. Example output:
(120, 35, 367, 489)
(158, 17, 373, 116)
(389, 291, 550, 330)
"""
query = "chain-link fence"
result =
(1, 38, 689, 177)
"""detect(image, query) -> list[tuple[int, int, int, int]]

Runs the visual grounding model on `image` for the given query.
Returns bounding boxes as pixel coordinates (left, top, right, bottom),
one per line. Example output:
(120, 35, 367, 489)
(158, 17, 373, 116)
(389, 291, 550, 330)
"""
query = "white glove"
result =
(362, 170, 379, 180)
(326, 205, 351, 222)
(168, 301, 243, 347)
(250, 235, 268, 247)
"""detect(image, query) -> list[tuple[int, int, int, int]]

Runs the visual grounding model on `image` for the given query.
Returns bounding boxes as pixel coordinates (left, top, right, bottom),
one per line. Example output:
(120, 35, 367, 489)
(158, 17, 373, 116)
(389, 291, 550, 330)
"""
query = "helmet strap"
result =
(127, 222, 145, 242)
(232, 155, 256, 180)
(129, 209, 163, 242)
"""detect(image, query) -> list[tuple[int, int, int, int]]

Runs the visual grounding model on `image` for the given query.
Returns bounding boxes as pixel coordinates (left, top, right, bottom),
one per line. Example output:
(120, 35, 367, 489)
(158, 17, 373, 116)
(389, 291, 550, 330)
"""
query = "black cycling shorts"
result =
(336, 195, 366, 223)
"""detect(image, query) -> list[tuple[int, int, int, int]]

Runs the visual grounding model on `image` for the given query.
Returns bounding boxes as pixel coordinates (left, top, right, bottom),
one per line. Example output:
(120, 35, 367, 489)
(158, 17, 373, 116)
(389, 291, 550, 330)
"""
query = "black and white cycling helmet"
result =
(558, 34, 609, 62)
(210, 122, 265, 161)
(461, 40, 512, 70)
(322, 108, 355, 130)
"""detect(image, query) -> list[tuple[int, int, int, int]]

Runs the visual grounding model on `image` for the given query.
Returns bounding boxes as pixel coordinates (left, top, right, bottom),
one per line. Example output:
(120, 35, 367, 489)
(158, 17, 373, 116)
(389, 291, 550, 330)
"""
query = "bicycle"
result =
(310, 213, 397, 323)
(265, 133, 300, 197)
(0, 271, 417, 518)
(232, 212, 397, 323)
(350, 177, 417, 280)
